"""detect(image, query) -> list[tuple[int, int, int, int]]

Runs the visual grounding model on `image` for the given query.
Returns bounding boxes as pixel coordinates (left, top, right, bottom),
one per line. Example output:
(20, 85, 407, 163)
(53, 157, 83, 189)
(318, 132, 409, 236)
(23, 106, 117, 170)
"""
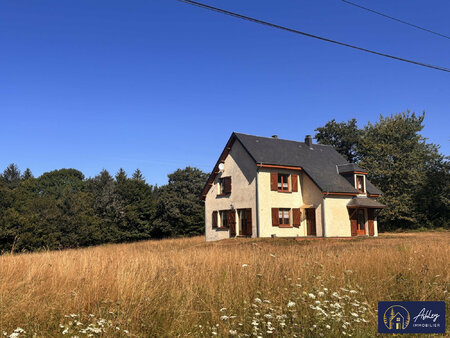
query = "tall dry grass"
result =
(0, 232, 448, 337)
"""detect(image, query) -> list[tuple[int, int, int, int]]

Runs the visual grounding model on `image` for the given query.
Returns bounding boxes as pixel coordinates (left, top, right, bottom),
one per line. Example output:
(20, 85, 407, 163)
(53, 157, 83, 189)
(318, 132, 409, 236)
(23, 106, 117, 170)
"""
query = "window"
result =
(278, 208, 290, 226)
(356, 175, 365, 193)
(219, 177, 231, 195)
(219, 210, 228, 228)
(278, 174, 289, 192)
(271, 173, 298, 192)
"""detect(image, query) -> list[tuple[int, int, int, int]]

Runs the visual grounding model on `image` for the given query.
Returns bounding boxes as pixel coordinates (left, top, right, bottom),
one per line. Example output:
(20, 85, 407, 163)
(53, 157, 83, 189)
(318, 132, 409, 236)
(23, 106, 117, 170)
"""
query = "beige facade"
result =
(204, 138, 380, 241)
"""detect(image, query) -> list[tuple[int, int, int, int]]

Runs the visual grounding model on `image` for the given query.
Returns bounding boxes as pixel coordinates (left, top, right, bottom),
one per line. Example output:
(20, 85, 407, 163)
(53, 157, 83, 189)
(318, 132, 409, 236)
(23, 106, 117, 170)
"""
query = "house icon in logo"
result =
(384, 305, 410, 331)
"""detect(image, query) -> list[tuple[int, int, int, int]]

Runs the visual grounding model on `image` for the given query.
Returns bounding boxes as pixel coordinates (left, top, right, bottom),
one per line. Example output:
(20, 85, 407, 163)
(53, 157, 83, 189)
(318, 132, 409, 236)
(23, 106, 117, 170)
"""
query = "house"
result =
(201, 132, 385, 241)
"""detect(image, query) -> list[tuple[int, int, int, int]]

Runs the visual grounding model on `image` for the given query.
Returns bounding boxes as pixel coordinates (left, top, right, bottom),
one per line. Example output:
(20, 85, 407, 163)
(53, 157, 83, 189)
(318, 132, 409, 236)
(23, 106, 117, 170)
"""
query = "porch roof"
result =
(347, 197, 385, 209)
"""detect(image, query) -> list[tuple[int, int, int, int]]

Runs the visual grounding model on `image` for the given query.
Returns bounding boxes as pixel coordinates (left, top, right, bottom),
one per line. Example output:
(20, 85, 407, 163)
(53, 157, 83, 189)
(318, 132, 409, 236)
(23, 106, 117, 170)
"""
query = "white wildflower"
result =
(254, 298, 262, 304)
(251, 320, 259, 326)
(351, 312, 359, 317)
(318, 291, 324, 297)
(331, 292, 341, 299)
(263, 299, 271, 304)
(242, 264, 248, 267)
(220, 315, 229, 321)
(349, 290, 358, 294)
(62, 328, 69, 335)
(326, 325, 331, 329)
(264, 314, 272, 319)
(287, 301, 296, 308)
(220, 308, 227, 312)
(123, 329, 129, 334)
(229, 329, 237, 335)
(308, 293, 316, 299)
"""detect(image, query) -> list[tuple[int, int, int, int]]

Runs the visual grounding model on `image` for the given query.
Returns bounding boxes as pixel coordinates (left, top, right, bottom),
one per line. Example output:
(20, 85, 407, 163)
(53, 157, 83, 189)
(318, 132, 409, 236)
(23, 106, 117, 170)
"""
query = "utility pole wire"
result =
(177, 0, 450, 73)
(342, 0, 450, 40)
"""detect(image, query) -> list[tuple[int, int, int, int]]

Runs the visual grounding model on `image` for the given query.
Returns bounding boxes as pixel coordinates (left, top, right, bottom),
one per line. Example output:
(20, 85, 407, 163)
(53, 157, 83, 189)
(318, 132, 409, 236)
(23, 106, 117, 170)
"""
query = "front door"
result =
(357, 209, 365, 235)
(306, 208, 316, 236)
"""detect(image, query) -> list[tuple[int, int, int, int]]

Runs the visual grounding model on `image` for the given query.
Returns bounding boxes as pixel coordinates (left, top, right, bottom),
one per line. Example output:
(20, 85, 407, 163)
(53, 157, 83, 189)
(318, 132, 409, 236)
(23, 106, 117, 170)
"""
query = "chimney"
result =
(272, 135, 278, 139)
(305, 135, 313, 146)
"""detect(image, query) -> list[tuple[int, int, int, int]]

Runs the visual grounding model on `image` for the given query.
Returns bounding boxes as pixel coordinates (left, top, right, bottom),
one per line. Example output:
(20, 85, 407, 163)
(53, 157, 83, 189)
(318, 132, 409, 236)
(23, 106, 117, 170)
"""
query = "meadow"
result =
(0, 232, 448, 337)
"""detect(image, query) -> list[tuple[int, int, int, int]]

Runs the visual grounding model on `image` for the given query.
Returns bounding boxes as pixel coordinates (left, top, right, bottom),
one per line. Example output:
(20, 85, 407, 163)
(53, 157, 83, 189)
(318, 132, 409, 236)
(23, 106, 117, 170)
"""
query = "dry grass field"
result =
(0, 232, 448, 337)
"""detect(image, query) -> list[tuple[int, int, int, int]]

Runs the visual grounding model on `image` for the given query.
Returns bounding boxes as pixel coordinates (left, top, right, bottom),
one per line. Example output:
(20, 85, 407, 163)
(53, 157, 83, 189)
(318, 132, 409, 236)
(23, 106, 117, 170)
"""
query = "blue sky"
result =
(1, 0, 449, 186)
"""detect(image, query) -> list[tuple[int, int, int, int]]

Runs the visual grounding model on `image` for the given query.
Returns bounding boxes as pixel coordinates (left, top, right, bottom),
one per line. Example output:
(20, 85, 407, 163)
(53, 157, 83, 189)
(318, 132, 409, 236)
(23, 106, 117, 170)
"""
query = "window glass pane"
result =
(284, 210, 289, 218)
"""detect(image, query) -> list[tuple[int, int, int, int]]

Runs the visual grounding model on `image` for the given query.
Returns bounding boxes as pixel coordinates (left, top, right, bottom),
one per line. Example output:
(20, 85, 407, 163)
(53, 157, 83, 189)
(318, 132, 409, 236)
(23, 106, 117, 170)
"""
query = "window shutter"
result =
(293, 208, 300, 227)
(272, 208, 279, 226)
(212, 211, 218, 228)
(228, 210, 235, 226)
(291, 174, 298, 192)
(246, 208, 252, 236)
(228, 210, 236, 235)
(270, 172, 278, 191)
(350, 213, 357, 236)
(368, 209, 375, 236)
(225, 177, 232, 194)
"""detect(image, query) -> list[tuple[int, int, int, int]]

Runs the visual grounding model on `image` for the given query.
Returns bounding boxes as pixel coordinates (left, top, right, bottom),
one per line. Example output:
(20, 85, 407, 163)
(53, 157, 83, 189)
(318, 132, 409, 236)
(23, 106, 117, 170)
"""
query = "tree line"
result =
(0, 111, 448, 253)
(0, 166, 207, 253)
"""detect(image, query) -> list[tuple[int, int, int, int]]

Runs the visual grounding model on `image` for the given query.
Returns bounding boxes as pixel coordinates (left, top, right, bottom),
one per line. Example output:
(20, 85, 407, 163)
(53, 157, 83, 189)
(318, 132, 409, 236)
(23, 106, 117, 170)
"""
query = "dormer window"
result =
(356, 175, 365, 193)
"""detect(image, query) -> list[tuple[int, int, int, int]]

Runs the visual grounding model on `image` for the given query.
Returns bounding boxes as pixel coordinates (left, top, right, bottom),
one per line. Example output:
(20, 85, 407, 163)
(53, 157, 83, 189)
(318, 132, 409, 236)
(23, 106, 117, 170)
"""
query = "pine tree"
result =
(1, 163, 22, 189)
(132, 169, 145, 181)
(22, 168, 33, 180)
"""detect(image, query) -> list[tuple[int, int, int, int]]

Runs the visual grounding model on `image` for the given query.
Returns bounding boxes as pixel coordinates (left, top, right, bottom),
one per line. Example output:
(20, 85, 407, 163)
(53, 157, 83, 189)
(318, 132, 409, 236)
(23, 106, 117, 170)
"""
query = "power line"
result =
(342, 0, 450, 40)
(177, 0, 450, 73)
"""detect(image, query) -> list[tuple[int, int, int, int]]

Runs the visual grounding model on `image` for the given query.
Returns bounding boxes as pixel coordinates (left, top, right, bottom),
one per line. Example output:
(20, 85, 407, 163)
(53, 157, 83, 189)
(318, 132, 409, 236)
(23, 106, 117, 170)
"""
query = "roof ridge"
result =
(234, 132, 333, 147)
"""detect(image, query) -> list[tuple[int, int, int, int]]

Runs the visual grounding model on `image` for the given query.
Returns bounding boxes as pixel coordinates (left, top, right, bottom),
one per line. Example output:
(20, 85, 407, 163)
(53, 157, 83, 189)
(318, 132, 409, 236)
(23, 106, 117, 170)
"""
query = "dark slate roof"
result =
(234, 132, 382, 195)
(337, 163, 367, 174)
(347, 197, 385, 208)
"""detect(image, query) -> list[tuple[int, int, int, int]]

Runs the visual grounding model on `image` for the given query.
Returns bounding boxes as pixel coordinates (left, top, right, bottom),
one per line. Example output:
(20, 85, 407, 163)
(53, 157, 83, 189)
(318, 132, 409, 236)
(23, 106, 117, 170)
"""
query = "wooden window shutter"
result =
(291, 174, 298, 192)
(228, 210, 236, 235)
(246, 208, 252, 236)
(270, 172, 278, 191)
(228, 210, 236, 226)
(350, 213, 357, 236)
(272, 208, 279, 226)
(368, 209, 375, 236)
(293, 208, 301, 227)
(225, 177, 232, 194)
(212, 211, 218, 228)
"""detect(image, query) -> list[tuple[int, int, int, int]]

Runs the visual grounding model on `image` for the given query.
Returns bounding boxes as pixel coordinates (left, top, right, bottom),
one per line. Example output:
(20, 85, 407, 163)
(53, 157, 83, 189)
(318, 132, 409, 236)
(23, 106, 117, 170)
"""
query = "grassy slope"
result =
(0, 232, 448, 337)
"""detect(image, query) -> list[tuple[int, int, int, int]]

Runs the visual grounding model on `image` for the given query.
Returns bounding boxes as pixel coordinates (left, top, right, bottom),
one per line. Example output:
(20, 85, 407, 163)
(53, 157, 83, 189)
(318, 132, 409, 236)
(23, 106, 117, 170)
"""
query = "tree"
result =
(153, 167, 208, 237)
(115, 168, 127, 184)
(358, 112, 444, 230)
(2, 163, 21, 188)
(22, 168, 33, 180)
(315, 118, 362, 163)
(132, 169, 145, 181)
